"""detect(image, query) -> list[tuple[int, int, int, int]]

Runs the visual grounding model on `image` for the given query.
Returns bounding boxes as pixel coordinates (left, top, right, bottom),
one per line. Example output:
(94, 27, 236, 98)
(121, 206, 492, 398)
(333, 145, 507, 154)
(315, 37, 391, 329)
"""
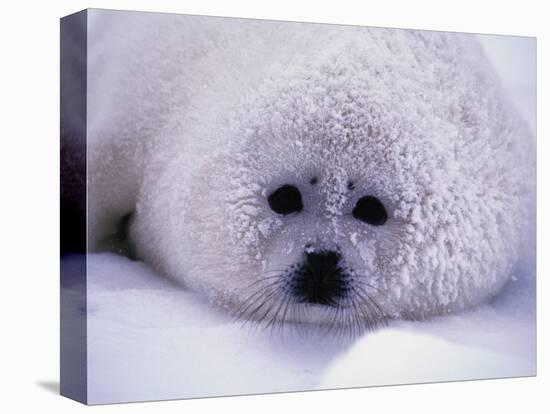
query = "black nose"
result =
(292, 250, 347, 306)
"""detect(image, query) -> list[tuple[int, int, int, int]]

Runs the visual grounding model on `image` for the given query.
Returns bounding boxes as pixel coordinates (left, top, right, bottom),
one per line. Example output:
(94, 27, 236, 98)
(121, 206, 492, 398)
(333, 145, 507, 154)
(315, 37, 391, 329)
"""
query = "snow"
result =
(79, 254, 348, 403)
(321, 330, 534, 389)
(69, 234, 534, 404)
(73, 15, 536, 404)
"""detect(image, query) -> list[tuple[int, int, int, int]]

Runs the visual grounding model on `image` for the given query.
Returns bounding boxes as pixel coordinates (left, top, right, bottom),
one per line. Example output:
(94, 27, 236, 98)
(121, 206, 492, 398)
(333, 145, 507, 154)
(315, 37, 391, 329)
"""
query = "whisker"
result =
(355, 297, 375, 332)
(355, 283, 387, 321)
(241, 284, 286, 325)
(234, 283, 282, 321)
(241, 272, 287, 290)
(352, 287, 377, 328)
(232, 280, 283, 321)
(322, 304, 340, 336)
(350, 300, 364, 336)
(231, 263, 391, 339)
(265, 288, 285, 328)
(353, 285, 388, 329)
(279, 294, 296, 337)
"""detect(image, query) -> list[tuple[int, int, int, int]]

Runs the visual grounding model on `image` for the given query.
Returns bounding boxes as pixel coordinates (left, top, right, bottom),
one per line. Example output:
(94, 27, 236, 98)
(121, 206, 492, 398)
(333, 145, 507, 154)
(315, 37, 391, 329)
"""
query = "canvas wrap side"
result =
(60, 9, 88, 405)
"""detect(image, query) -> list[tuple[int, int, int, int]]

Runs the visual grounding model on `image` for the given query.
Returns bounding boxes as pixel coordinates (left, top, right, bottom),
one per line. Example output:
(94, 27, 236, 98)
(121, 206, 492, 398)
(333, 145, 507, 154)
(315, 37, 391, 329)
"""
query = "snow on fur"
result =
(87, 12, 534, 326)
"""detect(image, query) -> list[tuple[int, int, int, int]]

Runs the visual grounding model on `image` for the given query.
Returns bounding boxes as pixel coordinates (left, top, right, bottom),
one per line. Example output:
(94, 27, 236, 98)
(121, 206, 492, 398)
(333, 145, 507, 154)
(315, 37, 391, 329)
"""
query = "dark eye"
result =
(268, 184, 303, 215)
(352, 195, 388, 225)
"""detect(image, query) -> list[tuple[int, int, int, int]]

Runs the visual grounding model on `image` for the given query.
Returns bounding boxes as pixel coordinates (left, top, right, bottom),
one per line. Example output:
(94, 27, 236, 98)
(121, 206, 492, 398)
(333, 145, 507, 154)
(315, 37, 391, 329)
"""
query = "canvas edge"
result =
(60, 8, 88, 405)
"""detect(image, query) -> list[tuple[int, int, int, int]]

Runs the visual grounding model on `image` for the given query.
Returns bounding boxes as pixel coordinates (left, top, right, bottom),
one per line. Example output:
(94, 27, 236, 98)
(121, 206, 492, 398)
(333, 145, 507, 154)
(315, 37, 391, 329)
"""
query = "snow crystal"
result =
(400, 266, 410, 286)
(305, 244, 316, 254)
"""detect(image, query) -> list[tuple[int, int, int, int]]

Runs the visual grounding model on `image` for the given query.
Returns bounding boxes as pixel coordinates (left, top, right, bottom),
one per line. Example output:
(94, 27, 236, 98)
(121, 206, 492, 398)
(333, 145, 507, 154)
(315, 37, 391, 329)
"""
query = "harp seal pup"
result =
(86, 11, 535, 331)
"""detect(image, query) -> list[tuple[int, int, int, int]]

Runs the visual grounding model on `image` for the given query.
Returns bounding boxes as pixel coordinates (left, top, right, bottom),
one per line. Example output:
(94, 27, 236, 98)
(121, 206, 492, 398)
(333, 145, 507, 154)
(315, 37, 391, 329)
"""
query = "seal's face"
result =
(158, 40, 526, 333)
(215, 108, 418, 331)
(185, 112, 426, 332)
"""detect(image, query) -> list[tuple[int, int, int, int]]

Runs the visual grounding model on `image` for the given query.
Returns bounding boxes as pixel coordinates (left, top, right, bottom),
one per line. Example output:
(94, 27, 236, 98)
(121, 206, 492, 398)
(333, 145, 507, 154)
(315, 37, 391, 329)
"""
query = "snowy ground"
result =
(65, 244, 535, 404)
(63, 33, 536, 404)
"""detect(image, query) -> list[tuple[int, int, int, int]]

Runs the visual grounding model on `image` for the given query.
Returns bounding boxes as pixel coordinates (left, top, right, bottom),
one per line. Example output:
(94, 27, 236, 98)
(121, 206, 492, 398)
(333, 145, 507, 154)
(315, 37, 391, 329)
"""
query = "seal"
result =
(86, 11, 535, 333)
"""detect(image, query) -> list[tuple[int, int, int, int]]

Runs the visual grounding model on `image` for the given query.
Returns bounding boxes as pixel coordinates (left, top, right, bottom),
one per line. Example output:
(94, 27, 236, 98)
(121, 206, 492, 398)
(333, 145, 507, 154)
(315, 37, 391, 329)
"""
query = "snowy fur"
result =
(88, 11, 535, 326)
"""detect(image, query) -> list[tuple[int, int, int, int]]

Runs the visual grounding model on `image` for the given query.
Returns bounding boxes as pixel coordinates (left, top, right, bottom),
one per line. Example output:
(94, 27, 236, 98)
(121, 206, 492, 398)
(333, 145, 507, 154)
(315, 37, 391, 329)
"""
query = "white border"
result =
(0, 1, 547, 413)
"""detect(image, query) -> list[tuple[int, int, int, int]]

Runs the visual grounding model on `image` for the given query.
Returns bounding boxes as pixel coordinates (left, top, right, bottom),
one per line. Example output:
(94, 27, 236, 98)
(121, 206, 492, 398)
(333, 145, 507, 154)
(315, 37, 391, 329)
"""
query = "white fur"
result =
(88, 10, 535, 324)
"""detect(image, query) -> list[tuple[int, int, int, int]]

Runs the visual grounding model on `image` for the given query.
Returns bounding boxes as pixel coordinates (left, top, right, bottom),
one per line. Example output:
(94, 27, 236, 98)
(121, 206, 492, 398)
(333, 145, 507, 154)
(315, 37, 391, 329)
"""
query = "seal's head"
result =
(133, 30, 533, 333)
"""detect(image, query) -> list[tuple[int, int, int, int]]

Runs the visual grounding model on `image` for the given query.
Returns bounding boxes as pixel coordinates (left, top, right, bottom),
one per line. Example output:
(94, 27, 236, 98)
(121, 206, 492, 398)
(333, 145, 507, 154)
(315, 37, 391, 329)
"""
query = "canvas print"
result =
(60, 9, 536, 405)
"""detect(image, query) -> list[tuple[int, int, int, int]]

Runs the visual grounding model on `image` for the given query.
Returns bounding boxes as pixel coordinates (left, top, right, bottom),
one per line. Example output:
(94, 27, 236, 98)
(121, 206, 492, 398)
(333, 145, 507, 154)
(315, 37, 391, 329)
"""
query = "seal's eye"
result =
(268, 184, 303, 215)
(352, 195, 387, 225)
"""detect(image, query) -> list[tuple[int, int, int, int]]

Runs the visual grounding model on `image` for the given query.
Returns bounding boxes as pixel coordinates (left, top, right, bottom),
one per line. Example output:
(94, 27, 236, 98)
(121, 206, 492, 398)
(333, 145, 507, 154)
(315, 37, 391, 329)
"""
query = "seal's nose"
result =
(293, 250, 347, 306)
(306, 250, 340, 270)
